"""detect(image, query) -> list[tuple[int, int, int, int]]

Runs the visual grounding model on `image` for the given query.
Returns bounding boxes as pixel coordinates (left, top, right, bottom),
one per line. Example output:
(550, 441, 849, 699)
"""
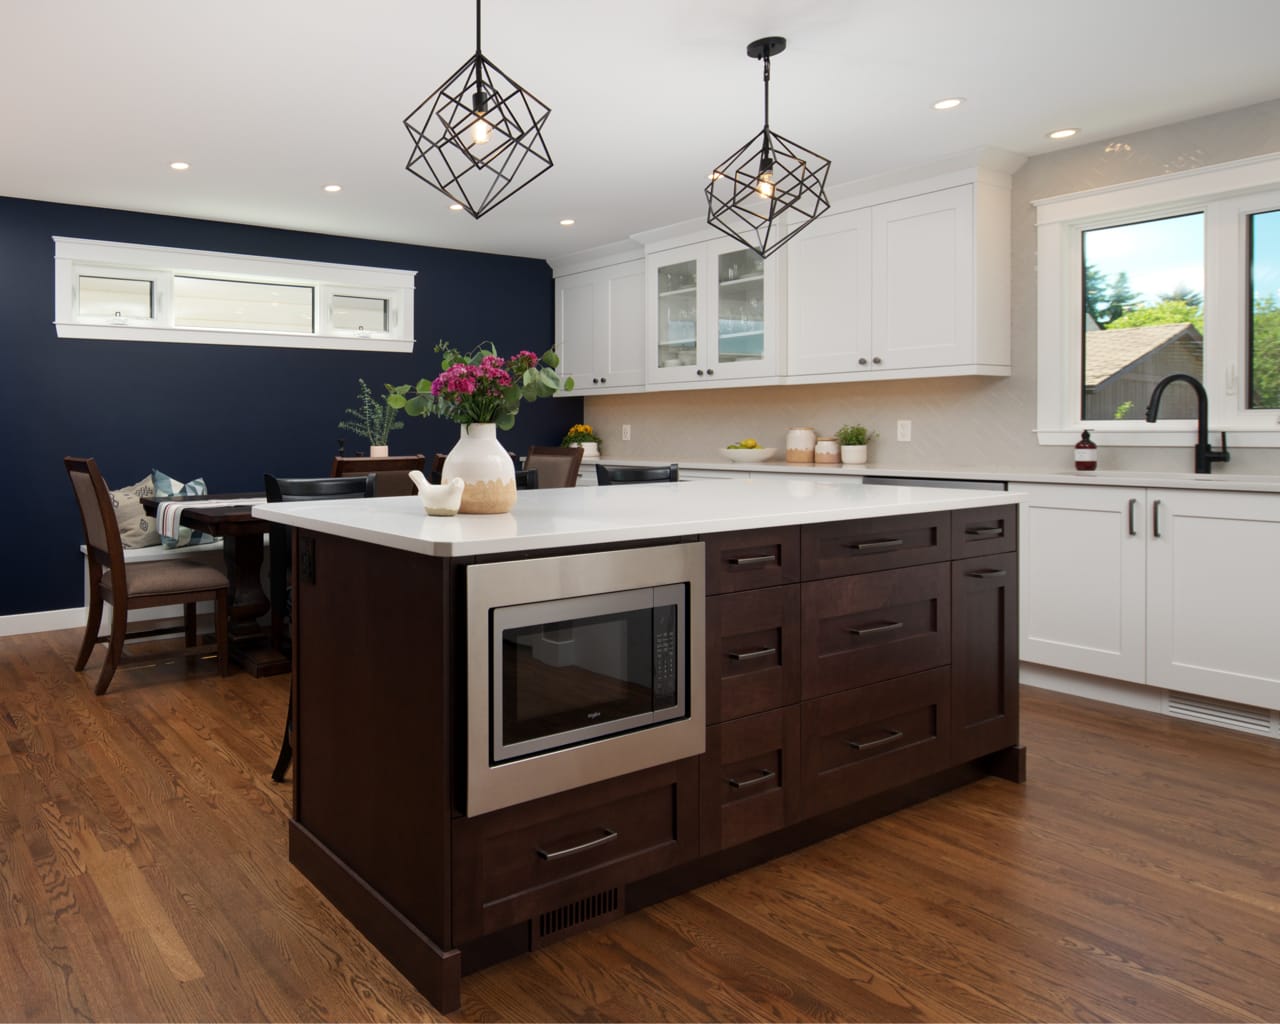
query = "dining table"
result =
(140, 493, 289, 676)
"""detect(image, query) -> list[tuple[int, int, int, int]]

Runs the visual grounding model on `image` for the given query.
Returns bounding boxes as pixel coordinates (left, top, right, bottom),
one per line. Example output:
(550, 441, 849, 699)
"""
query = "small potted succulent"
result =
(561, 423, 602, 459)
(835, 423, 878, 465)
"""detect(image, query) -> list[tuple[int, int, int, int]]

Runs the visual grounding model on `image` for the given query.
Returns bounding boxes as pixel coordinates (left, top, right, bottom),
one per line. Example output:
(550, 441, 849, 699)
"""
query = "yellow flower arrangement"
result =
(561, 423, 602, 446)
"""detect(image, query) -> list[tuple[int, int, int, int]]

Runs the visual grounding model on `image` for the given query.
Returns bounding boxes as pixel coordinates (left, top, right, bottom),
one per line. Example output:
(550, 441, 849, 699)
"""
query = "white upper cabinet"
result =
(785, 208, 872, 377)
(645, 236, 782, 387)
(555, 259, 645, 394)
(785, 177, 1011, 381)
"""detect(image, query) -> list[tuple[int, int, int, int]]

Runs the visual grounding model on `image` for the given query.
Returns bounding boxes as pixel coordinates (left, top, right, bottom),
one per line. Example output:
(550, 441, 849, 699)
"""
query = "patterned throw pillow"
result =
(109, 473, 161, 548)
(152, 469, 212, 548)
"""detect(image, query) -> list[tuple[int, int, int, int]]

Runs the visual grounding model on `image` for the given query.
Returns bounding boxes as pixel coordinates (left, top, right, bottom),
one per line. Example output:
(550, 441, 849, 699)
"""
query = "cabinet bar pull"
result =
(729, 554, 776, 566)
(1128, 498, 1138, 537)
(965, 526, 1003, 538)
(728, 646, 777, 661)
(848, 538, 904, 551)
(848, 620, 904, 637)
(727, 768, 776, 789)
(846, 728, 904, 751)
(536, 828, 618, 861)
(964, 568, 1006, 579)
(1152, 499, 1162, 538)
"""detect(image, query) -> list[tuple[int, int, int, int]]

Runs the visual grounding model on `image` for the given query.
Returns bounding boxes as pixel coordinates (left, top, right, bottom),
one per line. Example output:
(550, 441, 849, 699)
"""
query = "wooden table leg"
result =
(223, 533, 289, 677)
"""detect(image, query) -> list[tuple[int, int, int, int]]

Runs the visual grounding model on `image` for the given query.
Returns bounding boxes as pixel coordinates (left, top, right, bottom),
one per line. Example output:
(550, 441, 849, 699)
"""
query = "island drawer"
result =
(800, 667, 951, 819)
(451, 759, 699, 945)
(800, 562, 951, 700)
(706, 585, 802, 723)
(801, 511, 951, 579)
(704, 526, 801, 594)
(701, 706, 801, 854)
(950, 504, 1017, 559)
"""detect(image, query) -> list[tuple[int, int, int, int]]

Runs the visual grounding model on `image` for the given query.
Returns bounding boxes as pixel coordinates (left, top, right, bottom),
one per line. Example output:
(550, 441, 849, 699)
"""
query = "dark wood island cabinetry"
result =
(266, 487, 1024, 1014)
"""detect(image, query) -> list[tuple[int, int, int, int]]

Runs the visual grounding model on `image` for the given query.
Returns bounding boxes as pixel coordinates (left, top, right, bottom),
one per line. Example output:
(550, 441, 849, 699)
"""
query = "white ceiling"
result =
(3, 0, 1279, 262)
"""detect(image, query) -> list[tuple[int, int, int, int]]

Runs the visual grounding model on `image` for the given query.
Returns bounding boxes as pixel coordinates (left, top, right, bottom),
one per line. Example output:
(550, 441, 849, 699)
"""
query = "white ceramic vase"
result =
(572, 441, 600, 460)
(369, 445, 389, 458)
(840, 444, 868, 465)
(442, 423, 516, 514)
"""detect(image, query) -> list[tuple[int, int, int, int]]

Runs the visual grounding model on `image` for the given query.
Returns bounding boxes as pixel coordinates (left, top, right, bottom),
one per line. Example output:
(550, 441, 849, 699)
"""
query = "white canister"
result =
(814, 437, 840, 464)
(785, 426, 817, 463)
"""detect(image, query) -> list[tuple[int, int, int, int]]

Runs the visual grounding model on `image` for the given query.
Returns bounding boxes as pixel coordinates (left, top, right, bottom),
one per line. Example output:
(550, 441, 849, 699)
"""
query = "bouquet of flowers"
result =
(387, 341, 572, 431)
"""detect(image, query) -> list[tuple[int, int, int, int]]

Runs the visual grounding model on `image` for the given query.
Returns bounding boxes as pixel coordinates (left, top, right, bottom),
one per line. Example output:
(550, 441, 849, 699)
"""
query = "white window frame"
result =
(1034, 152, 1280, 448)
(54, 237, 416, 353)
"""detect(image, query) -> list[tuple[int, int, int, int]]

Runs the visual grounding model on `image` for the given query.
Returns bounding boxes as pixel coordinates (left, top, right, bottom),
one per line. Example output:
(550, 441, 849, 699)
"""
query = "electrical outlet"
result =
(897, 419, 912, 442)
(621, 423, 631, 441)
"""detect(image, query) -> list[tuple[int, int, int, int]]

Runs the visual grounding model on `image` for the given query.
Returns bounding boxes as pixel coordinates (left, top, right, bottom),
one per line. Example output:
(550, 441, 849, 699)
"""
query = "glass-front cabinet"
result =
(646, 236, 780, 386)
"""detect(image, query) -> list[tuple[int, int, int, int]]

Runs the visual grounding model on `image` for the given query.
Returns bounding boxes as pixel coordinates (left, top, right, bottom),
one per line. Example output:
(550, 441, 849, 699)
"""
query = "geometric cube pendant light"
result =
(706, 37, 831, 258)
(403, 0, 553, 218)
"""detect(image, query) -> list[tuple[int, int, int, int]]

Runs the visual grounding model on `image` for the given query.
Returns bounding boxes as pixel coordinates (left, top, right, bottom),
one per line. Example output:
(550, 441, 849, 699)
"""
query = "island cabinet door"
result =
(706, 585, 801, 724)
(800, 562, 951, 700)
(800, 668, 951, 819)
(951, 552, 1019, 763)
(700, 706, 802, 854)
(451, 758, 699, 947)
(801, 511, 951, 579)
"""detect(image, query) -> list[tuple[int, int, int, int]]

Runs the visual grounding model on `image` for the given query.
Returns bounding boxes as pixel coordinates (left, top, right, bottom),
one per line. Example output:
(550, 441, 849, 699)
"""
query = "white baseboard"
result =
(0, 601, 214, 638)
(0, 606, 86, 637)
(1019, 661, 1165, 713)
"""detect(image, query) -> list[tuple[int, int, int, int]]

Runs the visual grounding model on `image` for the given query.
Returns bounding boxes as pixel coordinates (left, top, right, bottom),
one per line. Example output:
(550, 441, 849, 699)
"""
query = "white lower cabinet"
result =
(1021, 483, 1280, 710)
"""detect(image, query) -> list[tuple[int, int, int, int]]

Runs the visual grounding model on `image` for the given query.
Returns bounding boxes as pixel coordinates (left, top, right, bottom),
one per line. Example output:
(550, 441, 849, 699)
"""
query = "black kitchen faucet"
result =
(1145, 373, 1230, 474)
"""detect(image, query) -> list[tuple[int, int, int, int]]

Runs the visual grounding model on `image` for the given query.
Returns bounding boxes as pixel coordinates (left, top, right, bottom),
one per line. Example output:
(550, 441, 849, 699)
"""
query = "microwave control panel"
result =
(654, 604, 678, 708)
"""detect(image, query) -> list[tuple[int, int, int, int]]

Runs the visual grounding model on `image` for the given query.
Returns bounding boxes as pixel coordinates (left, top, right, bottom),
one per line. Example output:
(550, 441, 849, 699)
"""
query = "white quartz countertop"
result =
(616, 458, 1280, 493)
(252, 475, 1018, 558)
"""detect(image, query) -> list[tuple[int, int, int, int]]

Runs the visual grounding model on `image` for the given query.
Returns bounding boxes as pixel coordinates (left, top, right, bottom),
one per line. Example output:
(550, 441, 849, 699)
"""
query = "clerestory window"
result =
(54, 238, 416, 353)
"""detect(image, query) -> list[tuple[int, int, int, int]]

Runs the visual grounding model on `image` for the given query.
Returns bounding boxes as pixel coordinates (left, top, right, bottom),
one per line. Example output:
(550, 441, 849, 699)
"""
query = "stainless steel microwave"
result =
(465, 543, 705, 816)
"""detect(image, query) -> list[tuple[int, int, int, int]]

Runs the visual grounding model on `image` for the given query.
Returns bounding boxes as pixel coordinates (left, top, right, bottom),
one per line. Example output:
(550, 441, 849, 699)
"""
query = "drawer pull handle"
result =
(848, 620, 904, 638)
(536, 828, 618, 861)
(727, 768, 776, 790)
(729, 646, 777, 661)
(965, 526, 1002, 538)
(729, 554, 777, 567)
(1128, 498, 1138, 537)
(848, 538, 904, 551)
(846, 728, 904, 752)
(964, 568, 1006, 579)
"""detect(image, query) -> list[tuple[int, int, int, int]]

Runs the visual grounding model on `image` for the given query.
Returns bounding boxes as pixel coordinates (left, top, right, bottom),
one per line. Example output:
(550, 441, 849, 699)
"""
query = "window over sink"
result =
(1035, 152, 1280, 448)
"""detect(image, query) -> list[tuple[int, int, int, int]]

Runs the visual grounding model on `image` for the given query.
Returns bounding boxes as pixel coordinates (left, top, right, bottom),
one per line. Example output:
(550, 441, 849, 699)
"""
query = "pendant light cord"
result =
(762, 52, 771, 131)
(475, 0, 482, 55)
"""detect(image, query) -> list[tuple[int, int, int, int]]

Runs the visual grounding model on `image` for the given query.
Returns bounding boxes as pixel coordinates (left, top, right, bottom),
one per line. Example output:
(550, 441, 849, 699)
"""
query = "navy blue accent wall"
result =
(0, 195, 581, 616)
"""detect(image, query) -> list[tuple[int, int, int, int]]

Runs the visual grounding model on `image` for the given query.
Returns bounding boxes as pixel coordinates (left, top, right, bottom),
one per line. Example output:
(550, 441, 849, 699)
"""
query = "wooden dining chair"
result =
(330, 453, 425, 497)
(595, 463, 680, 485)
(65, 457, 229, 695)
(524, 444, 584, 488)
(263, 473, 375, 782)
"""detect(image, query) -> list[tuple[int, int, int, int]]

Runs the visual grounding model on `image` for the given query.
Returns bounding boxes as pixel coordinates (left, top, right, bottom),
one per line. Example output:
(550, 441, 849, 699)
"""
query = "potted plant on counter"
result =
(561, 423, 602, 460)
(836, 423, 878, 465)
(339, 378, 404, 456)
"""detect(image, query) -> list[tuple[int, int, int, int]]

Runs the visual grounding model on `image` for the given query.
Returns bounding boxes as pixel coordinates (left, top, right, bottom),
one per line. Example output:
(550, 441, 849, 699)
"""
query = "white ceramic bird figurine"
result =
(408, 470, 464, 517)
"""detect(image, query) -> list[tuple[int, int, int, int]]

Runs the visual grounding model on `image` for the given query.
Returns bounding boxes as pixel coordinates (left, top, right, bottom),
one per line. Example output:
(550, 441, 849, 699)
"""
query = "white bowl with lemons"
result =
(719, 439, 777, 463)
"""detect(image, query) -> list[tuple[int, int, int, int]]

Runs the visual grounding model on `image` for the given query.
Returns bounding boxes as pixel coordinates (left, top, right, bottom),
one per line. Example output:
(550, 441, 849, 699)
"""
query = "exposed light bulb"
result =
(471, 117, 492, 145)
(756, 170, 775, 200)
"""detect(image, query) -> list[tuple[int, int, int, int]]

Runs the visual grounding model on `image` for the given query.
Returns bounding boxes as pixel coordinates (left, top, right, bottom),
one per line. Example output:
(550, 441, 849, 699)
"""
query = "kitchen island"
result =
(255, 476, 1024, 1012)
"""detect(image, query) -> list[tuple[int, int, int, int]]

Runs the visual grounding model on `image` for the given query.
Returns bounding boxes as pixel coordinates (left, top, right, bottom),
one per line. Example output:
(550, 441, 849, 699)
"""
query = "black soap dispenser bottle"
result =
(1074, 430, 1098, 471)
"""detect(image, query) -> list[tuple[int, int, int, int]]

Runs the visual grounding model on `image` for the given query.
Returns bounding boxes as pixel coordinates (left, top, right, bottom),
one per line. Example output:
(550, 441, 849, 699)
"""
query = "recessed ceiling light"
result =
(932, 97, 964, 110)
(169, 161, 190, 171)
(448, 203, 464, 211)
(1048, 128, 1078, 140)
(559, 219, 575, 226)
(323, 184, 342, 192)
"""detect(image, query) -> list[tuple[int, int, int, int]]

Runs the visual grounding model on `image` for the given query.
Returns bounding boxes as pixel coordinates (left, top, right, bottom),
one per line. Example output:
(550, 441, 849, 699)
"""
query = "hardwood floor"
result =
(2, 627, 1277, 1022)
